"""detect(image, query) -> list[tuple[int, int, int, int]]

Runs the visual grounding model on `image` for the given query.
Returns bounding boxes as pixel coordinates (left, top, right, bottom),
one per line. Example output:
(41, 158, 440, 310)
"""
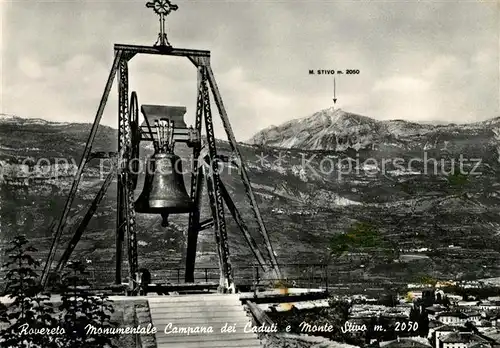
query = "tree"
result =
(409, 304, 420, 322)
(57, 261, 117, 348)
(464, 321, 479, 334)
(378, 293, 398, 307)
(418, 310, 430, 337)
(446, 171, 470, 197)
(419, 275, 438, 288)
(268, 300, 364, 346)
(329, 221, 399, 264)
(404, 292, 415, 303)
(441, 296, 451, 308)
(366, 316, 379, 343)
(0, 235, 60, 348)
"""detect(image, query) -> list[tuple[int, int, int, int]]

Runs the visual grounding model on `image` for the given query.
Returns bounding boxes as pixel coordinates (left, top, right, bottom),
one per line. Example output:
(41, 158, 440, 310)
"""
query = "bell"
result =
(135, 152, 194, 215)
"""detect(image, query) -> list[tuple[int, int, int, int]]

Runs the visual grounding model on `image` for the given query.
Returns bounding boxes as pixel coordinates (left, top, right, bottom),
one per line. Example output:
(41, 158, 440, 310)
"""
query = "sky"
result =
(1, 0, 499, 140)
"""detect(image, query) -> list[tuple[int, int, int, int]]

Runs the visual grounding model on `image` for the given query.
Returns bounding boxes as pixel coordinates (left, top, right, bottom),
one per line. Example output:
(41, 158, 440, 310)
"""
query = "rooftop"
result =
(382, 338, 431, 348)
(468, 343, 492, 348)
(437, 312, 469, 319)
(426, 304, 447, 313)
(434, 324, 468, 332)
(440, 332, 486, 344)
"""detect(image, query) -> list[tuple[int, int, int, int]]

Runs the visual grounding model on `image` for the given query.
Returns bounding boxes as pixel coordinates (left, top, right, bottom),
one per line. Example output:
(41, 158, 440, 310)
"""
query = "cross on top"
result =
(146, 0, 178, 47)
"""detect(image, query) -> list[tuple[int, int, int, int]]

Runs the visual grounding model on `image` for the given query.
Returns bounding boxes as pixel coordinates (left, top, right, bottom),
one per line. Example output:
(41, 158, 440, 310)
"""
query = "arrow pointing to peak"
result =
(333, 75, 337, 105)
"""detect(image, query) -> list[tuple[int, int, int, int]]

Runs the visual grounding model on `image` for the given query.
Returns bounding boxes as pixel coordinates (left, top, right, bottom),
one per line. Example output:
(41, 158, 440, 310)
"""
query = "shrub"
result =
(0, 235, 60, 348)
(57, 261, 118, 348)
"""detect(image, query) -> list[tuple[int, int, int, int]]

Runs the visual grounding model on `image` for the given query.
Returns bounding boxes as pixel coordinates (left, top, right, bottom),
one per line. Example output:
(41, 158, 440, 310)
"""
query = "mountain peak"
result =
(248, 108, 381, 150)
(295, 107, 376, 129)
(311, 107, 346, 123)
(247, 107, 500, 151)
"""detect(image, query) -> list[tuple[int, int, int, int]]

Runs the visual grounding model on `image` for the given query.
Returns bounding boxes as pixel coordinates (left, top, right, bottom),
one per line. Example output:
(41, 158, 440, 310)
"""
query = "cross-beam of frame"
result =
(114, 44, 210, 61)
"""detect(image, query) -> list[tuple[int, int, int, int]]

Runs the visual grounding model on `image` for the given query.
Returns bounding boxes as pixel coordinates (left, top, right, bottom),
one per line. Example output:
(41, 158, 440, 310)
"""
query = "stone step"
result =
(152, 319, 252, 327)
(156, 338, 261, 346)
(149, 302, 244, 310)
(155, 332, 259, 343)
(149, 294, 261, 348)
(151, 315, 250, 323)
(149, 302, 243, 308)
(150, 305, 244, 312)
(149, 298, 241, 303)
(151, 309, 247, 318)
(148, 294, 241, 302)
(151, 318, 251, 326)
(157, 342, 261, 348)
(148, 297, 241, 303)
(150, 304, 246, 314)
(153, 323, 256, 337)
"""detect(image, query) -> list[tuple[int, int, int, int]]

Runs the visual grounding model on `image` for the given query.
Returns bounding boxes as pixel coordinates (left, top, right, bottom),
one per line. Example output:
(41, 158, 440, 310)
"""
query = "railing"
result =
(80, 263, 331, 290)
(0, 263, 406, 293)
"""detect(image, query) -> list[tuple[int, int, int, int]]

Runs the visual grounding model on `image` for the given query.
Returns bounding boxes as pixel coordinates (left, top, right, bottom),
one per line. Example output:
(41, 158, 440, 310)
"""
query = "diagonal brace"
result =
(40, 50, 123, 288)
(217, 177, 269, 273)
(205, 64, 282, 280)
(55, 168, 116, 273)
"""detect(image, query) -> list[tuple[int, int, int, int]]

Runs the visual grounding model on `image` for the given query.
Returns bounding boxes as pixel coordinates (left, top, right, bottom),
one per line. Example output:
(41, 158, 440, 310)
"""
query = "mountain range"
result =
(1, 107, 500, 289)
(249, 107, 500, 152)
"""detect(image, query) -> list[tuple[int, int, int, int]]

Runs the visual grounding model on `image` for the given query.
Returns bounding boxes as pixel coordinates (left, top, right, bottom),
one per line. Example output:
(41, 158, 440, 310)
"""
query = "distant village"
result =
(343, 280, 500, 348)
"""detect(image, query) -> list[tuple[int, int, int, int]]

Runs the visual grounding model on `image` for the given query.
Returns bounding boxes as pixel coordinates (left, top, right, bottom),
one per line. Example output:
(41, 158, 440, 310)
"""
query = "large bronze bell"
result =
(135, 152, 194, 218)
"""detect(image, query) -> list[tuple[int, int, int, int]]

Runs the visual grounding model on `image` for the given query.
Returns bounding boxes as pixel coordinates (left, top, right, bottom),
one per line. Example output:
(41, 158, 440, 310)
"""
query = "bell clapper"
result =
(161, 212, 169, 227)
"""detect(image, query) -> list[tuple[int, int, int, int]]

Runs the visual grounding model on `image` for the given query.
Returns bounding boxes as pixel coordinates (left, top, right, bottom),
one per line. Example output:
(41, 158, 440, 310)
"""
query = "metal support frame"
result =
(116, 58, 128, 284)
(185, 68, 205, 282)
(41, 43, 281, 293)
(200, 67, 233, 291)
(205, 65, 282, 280)
(118, 58, 139, 288)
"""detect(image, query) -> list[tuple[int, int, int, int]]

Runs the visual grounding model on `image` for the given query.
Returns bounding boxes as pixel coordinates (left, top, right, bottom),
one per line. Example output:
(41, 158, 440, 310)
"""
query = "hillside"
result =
(1, 111, 500, 288)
